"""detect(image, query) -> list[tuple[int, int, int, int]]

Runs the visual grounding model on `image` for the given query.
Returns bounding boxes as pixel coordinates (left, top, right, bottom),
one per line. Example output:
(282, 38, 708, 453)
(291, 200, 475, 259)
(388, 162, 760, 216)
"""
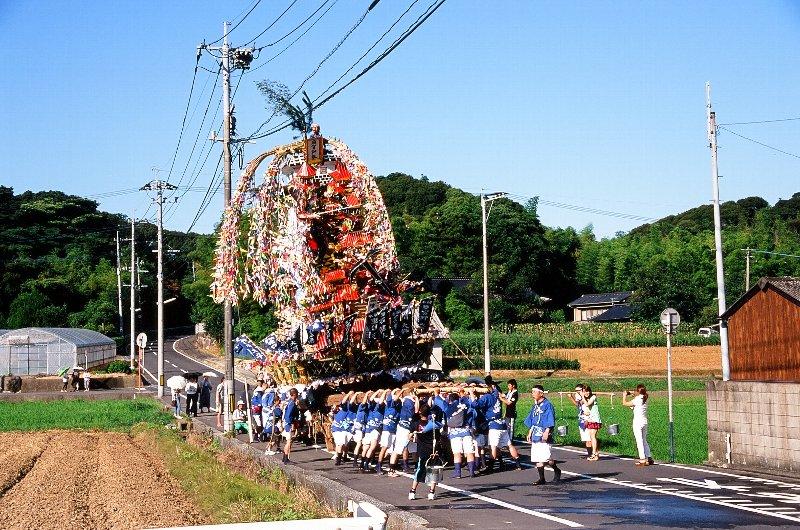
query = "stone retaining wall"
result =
(706, 380, 800, 473)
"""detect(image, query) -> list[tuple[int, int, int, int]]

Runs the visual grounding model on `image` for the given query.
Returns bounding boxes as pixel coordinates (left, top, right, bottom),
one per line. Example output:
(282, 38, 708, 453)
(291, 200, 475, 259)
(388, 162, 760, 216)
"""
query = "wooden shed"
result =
(720, 277, 800, 382)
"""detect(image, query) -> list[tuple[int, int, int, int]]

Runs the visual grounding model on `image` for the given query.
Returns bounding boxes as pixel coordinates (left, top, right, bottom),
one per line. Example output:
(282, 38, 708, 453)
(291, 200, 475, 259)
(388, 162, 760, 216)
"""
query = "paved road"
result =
(161, 334, 800, 529)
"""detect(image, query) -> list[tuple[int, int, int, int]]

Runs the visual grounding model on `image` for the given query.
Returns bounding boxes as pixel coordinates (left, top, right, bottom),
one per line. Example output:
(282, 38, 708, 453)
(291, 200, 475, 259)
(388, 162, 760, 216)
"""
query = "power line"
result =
(748, 249, 800, 259)
(247, 0, 341, 74)
(242, 0, 302, 47)
(718, 125, 800, 160)
(314, 0, 436, 106)
(165, 54, 202, 183)
(719, 117, 800, 126)
(171, 68, 222, 190)
(244, 0, 445, 142)
(314, 0, 420, 102)
(187, 154, 225, 232)
(246, 0, 376, 138)
(205, 0, 264, 46)
(504, 192, 657, 222)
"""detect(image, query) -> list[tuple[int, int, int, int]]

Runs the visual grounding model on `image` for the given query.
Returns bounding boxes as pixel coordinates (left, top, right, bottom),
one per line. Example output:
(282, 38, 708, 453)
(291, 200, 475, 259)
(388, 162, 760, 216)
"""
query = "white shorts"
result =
(253, 414, 263, 427)
(380, 430, 396, 448)
(489, 428, 511, 448)
(392, 427, 412, 454)
(579, 425, 591, 442)
(333, 430, 353, 447)
(352, 422, 364, 443)
(450, 435, 474, 455)
(530, 441, 552, 462)
(282, 429, 294, 440)
(363, 429, 380, 445)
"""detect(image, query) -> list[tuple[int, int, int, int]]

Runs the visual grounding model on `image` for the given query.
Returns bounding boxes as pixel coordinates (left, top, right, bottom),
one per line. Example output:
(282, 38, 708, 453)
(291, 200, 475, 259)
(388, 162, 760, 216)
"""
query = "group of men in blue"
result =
(327, 376, 562, 491)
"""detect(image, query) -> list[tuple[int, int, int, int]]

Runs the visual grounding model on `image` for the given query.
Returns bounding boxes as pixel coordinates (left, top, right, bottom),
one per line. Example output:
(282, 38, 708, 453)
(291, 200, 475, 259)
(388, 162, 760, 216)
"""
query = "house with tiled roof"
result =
(567, 291, 633, 323)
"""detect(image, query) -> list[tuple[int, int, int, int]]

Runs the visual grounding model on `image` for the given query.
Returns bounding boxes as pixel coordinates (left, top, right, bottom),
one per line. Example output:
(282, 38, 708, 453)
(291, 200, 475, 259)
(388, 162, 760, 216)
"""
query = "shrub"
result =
(105, 359, 131, 374)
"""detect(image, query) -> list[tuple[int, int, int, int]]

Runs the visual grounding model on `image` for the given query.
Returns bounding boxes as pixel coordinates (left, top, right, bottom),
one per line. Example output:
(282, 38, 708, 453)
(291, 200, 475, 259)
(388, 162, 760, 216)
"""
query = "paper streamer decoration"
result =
(211, 134, 447, 380)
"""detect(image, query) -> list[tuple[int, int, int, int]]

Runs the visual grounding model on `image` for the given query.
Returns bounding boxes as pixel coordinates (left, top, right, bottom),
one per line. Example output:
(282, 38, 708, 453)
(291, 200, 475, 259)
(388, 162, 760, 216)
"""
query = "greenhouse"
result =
(0, 328, 116, 376)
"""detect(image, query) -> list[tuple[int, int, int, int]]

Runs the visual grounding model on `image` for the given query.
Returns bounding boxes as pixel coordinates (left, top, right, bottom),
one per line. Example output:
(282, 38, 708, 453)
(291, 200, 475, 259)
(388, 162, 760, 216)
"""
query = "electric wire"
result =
(314, 0, 420, 102)
(504, 192, 657, 222)
(718, 125, 800, 160)
(247, 0, 341, 74)
(246, 0, 375, 138)
(205, 0, 264, 46)
(165, 54, 202, 183)
(242, 0, 302, 47)
(719, 117, 800, 126)
(314, 0, 437, 106)
(172, 73, 245, 227)
(171, 68, 221, 191)
(244, 0, 445, 142)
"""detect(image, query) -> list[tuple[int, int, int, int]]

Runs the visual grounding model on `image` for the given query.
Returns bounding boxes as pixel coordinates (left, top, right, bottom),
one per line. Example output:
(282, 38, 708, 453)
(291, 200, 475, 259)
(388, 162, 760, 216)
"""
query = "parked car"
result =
(697, 327, 719, 337)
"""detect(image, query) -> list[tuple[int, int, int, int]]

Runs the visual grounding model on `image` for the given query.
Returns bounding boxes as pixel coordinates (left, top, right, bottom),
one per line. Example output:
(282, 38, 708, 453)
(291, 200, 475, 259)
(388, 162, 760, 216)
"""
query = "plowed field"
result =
(0, 431, 205, 530)
(549, 345, 721, 376)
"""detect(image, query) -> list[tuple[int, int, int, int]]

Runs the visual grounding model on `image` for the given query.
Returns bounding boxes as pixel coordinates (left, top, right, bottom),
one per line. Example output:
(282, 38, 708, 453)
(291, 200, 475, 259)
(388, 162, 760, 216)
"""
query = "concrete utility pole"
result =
(141, 180, 177, 397)
(116, 231, 124, 335)
(481, 192, 506, 375)
(129, 216, 136, 371)
(201, 22, 253, 432)
(744, 247, 752, 292)
(706, 82, 730, 381)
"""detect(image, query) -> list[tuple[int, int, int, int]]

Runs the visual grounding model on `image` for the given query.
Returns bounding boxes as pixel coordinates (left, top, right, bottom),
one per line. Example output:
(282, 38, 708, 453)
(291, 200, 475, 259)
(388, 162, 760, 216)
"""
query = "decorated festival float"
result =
(211, 124, 449, 402)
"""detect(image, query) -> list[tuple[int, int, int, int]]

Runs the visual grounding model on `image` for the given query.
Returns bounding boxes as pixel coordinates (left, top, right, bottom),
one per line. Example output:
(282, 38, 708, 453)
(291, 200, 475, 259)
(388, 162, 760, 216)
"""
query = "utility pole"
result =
(480, 191, 506, 375)
(744, 247, 752, 291)
(141, 180, 177, 398)
(706, 82, 730, 381)
(201, 22, 253, 432)
(115, 231, 124, 335)
(129, 216, 136, 371)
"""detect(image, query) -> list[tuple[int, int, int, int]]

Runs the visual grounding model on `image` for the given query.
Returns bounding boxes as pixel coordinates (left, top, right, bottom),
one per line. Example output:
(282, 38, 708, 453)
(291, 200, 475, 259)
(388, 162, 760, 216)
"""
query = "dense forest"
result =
(2, 179, 799, 343)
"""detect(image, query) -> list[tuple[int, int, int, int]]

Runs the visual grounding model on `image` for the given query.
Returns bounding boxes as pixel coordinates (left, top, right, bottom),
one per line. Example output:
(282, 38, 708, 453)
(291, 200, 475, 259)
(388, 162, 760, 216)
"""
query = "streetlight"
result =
(481, 191, 507, 375)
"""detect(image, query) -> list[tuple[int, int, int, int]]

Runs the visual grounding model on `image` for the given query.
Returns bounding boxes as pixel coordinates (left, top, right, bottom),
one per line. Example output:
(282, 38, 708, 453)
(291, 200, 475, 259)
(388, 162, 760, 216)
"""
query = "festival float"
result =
(211, 125, 449, 398)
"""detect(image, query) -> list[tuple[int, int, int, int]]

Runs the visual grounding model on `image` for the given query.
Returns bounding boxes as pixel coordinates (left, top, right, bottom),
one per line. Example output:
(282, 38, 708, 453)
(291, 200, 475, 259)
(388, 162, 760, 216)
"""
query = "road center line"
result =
(318, 449, 583, 528)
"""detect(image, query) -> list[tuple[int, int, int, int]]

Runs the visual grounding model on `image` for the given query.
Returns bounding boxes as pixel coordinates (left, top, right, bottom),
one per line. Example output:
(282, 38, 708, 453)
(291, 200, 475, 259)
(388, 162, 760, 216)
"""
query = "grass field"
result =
(133, 425, 333, 523)
(0, 398, 173, 431)
(514, 393, 708, 465)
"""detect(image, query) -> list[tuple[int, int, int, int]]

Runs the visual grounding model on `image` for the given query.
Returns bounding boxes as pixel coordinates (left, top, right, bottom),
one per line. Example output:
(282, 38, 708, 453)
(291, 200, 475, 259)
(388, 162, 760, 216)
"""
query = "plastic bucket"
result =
(556, 424, 568, 437)
(607, 423, 619, 436)
(425, 465, 444, 486)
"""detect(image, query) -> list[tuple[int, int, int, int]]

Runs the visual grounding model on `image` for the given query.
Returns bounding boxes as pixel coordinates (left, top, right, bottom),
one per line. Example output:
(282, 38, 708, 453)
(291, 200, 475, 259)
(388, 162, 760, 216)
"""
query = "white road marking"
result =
(427, 479, 583, 527)
(180, 368, 187, 374)
(555, 468, 800, 524)
(319, 449, 583, 528)
(550, 445, 800, 489)
(171, 336, 247, 384)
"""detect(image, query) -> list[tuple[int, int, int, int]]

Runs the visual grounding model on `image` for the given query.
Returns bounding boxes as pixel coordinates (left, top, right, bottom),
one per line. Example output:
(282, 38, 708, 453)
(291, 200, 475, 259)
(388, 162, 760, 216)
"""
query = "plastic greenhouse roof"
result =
(0, 328, 115, 347)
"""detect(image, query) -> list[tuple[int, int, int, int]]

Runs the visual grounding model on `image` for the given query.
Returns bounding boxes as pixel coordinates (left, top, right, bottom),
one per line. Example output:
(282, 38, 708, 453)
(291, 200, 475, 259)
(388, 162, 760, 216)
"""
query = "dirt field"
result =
(549, 345, 722, 376)
(0, 431, 205, 530)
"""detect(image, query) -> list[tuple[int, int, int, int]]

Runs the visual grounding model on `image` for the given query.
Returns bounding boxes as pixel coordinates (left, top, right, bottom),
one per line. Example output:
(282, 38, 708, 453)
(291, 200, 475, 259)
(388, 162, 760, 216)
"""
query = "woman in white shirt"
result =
(622, 384, 653, 466)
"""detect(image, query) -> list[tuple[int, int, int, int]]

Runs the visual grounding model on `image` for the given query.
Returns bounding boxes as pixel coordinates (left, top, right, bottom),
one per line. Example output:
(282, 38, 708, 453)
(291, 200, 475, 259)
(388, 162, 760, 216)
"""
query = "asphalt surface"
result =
(156, 333, 800, 529)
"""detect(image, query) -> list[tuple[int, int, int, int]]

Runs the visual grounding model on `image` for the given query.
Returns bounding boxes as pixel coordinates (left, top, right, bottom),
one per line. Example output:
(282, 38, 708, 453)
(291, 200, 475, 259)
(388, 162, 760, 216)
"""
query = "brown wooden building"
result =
(720, 277, 800, 382)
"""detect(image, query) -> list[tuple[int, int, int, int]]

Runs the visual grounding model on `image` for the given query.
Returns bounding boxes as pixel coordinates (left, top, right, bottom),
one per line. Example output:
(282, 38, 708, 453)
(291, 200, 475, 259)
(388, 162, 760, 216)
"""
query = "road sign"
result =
(660, 308, 680, 334)
(136, 332, 148, 349)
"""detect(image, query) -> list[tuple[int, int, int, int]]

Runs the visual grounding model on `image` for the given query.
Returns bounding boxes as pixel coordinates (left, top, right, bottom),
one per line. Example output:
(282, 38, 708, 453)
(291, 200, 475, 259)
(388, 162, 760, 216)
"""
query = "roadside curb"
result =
(190, 415, 445, 530)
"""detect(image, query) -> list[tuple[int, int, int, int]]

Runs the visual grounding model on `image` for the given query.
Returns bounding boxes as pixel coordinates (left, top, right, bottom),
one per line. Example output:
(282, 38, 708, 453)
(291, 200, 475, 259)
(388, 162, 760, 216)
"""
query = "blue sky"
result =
(2, 1, 799, 237)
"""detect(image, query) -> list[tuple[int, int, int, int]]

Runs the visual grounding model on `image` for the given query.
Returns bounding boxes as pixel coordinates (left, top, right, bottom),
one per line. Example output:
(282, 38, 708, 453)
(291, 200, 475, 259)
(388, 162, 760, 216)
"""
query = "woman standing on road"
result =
(199, 376, 213, 412)
(622, 384, 653, 466)
(581, 386, 602, 461)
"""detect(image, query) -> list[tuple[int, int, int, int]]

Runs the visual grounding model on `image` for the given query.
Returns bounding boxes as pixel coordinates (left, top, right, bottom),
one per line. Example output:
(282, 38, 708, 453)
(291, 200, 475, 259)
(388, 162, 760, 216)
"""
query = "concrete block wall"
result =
(706, 380, 800, 473)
